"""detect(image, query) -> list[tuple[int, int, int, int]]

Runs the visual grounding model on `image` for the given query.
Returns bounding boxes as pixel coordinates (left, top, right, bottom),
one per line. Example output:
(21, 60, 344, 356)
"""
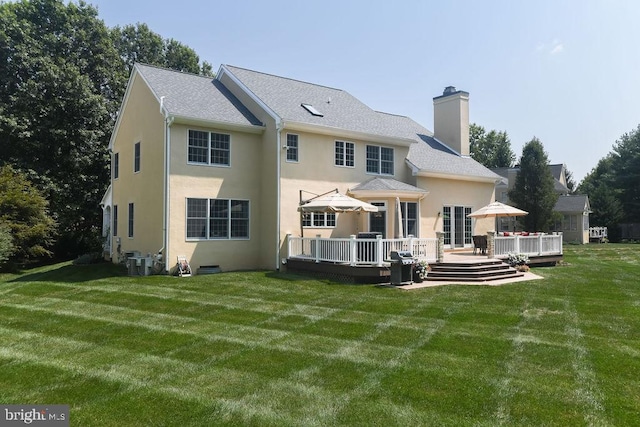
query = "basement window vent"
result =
(301, 103, 323, 117)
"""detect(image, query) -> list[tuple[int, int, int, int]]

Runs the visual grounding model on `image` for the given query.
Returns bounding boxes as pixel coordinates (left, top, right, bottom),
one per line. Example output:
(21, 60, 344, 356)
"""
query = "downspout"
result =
(276, 118, 283, 271)
(159, 96, 173, 271)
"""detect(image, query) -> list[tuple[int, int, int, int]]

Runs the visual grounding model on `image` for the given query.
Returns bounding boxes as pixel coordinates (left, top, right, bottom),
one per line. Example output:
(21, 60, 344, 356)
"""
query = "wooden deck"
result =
(285, 250, 562, 284)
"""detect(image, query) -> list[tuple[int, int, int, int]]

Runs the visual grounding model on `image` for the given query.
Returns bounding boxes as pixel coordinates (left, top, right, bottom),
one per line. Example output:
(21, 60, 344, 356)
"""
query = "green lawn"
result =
(0, 245, 638, 426)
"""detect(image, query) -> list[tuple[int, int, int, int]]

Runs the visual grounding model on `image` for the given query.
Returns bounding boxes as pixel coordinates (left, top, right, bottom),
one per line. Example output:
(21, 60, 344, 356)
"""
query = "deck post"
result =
(514, 235, 520, 254)
(315, 234, 321, 263)
(487, 231, 495, 258)
(376, 235, 384, 267)
(436, 232, 444, 263)
(286, 234, 292, 261)
(350, 235, 357, 267)
(538, 233, 543, 255)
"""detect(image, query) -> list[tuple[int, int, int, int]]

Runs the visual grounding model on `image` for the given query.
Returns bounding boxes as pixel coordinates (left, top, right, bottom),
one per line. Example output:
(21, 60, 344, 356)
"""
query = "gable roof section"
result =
(490, 164, 569, 193)
(135, 63, 263, 128)
(223, 65, 412, 141)
(554, 194, 590, 213)
(223, 65, 499, 182)
(349, 177, 428, 194)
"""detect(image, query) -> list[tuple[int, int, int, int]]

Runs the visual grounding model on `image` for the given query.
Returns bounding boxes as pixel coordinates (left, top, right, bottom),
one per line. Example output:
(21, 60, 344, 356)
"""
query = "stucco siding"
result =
(110, 73, 165, 260)
(417, 176, 496, 239)
(167, 124, 264, 271)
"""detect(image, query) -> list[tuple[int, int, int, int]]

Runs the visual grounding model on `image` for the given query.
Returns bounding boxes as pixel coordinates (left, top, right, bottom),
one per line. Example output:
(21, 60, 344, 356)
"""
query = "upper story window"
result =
(133, 142, 141, 173)
(366, 145, 394, 175)
(335, 141, 354, 167)
(188, 130, 230, 166)
(286, 134, 298, 162)
(113, 152, 119, 179)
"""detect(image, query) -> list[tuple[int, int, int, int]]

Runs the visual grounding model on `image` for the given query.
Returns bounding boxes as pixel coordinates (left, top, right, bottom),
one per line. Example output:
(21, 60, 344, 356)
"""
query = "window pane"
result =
(345, 142, 354, 167)
(366, 145, 379, 173)
(231, 218, 249, 238)
(210, 199, 228, 218)
(381, 147, 394, 174)
(187, 219, 206, 238)
(128, 203, 134, 237)
(210, 219, 228, 238)
(335, 141, 344, 166)
(287, 134, 298, 161)
(302, 213, 311, 227)
(210, 133, 230, 165)
(326, 213, 336, 227)
(134, 143, 141, 172)
(188, 130, 209, 163)
(443, 206, 451, 245)
(313, 213, 325, 227)
(230, 200, 249, 219)
(187, 198, 207, 218)
(113, 153, 119, 179)
(113, 205, 118, 236)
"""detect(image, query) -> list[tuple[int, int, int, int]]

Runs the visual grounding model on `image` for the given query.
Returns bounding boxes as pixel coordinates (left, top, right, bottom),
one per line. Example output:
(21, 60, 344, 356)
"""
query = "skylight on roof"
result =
(301, 103, 323, 117)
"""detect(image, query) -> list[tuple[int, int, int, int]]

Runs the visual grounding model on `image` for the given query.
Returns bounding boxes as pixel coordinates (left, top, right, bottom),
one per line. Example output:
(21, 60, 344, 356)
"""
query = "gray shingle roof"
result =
(225, 65, 500, 180)
(350, 177, 427, 193)
(554, 195, 590, 213)
(135, 63, 262, 127)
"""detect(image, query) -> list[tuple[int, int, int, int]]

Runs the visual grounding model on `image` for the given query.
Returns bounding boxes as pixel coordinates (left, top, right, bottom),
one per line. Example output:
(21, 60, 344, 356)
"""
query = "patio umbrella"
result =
(395, 197, 404, 238)
(467, 201, 528, 218)
(298, 192, 378, 213)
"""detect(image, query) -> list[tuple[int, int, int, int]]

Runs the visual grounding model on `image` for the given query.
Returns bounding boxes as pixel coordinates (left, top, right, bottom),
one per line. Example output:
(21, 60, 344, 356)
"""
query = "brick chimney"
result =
(433, 86, 470, 156)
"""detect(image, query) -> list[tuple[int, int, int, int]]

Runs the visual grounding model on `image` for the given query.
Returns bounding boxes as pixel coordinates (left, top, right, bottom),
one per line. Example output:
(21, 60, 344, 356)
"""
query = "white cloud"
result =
(550, 42, 564, 55)
(536, 39, 564, 55)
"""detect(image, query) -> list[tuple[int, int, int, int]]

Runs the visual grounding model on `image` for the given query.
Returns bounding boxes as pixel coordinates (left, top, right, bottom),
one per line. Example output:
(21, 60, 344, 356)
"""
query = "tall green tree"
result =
(611, 125, 640, 222)
(0, 0, 126, 257)
(0, 165, 56, 262)
(112, 23, 214, 76)
(469, 123, 515, 168)
(0, 0, 213, 258)
(509, 137, 558, 231)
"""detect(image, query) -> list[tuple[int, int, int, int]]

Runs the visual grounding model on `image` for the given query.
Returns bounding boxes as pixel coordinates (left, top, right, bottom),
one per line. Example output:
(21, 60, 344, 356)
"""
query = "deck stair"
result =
(427, 259, 524, 282)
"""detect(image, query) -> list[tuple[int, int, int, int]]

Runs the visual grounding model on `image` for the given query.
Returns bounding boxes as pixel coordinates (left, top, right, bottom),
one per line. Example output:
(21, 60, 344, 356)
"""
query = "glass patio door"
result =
(443, 206, 472, 248)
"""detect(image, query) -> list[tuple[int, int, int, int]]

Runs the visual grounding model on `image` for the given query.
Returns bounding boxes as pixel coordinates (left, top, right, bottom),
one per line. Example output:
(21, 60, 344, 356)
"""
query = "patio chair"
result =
(472, 235, 487, 255)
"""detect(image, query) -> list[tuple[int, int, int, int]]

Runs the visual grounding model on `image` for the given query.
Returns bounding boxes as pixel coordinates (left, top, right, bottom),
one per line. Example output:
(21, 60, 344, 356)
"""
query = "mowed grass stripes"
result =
(0, 245, 639, 426)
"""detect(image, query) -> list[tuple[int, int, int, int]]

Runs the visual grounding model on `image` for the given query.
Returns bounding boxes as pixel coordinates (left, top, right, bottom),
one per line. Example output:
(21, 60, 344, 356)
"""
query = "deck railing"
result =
(287, 234, 438, 266)
(494, 233, 563, 257)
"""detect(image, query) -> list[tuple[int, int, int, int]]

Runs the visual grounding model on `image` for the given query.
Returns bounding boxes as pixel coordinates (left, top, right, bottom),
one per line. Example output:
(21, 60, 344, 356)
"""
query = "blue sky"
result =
(90, 0, 640, 183)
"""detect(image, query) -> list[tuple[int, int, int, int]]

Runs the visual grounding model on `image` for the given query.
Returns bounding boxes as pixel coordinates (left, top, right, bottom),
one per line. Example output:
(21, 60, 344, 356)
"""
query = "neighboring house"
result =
(102, 63, 501, 272)
(491, 164, 591, 243)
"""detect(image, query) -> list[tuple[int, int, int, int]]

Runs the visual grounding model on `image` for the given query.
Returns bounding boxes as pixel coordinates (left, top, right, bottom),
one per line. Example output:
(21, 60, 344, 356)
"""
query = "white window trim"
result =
(186, 129, 232, 168)
(185, 197, 250, 241)
(302, 212, 336, 228)
(366, 145, 394, 176)
(286, 133, 299, 163)
(334, 140, 355, 168)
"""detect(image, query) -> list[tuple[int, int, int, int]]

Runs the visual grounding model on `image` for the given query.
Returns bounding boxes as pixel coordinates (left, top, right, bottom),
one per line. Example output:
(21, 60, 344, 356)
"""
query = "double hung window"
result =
(188, 130, 230, 166)
(186, 198, 249, 239)
(366, 145, 394, 175)
(335, 141, 354, 167)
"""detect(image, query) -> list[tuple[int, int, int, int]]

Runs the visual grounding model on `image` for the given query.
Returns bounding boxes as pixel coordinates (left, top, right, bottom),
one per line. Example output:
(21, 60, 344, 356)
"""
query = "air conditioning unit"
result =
(128, 256, 153, 276)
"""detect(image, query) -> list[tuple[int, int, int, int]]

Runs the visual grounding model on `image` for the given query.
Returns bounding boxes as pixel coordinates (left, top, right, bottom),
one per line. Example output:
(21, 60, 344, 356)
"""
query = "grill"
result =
(389, 250, 415, 285)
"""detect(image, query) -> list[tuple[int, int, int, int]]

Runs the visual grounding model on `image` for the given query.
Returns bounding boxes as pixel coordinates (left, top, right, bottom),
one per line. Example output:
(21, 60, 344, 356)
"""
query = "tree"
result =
(0, 1, 213, 259)
(0, 165, 56, 262)
(509, 137, 558, 231)
(112, 23, 214, 77)
(469, 123, 515, 168)
(564, 168, 577, 193)
(611, 125, 640, 222)
(0, 0, 126, 257)
(0, 224, 13, 267)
